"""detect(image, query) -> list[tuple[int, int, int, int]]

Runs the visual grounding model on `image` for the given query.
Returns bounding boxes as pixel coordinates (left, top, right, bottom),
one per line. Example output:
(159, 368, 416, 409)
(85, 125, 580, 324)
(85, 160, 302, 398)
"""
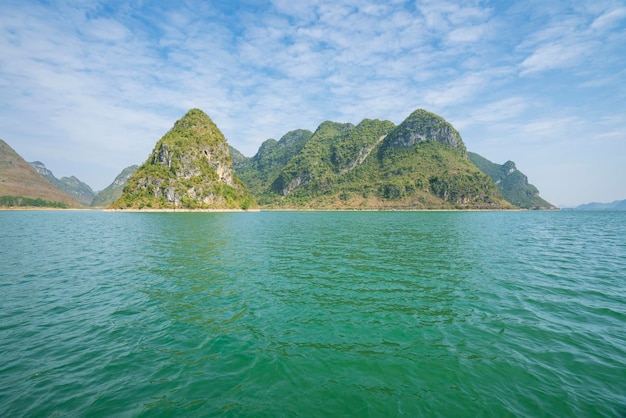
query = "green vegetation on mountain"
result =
(0, 139, 81, 207)
(232, 129, 313, 199)
(0, 195, 68, 208)
(229, 146, 249, 172)
(269, 122, 358, 199)
(91, 165, 138, 207)
(29, 161, 95, 205)
(267, 119, 392, 205)
(112, 109, 255, 209)
(232, 109, 511, 209)
(468, 152, 555, 209)
(2, 108, 553, 211)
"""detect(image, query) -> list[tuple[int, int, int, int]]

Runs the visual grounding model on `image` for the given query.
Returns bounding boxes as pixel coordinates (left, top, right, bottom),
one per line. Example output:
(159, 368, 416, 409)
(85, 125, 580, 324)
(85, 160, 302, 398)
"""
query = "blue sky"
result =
(1, 0, 625, 206)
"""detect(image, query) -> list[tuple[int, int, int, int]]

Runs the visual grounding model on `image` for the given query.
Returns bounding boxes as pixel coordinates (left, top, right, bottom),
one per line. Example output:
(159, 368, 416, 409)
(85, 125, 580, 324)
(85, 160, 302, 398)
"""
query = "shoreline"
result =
(104, 208, 261, 213)
(1, 206, 538, 213)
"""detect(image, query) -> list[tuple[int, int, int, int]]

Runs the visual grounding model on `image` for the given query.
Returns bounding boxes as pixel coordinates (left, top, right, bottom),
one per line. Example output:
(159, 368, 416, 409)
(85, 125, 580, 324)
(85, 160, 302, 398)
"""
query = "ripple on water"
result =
(0, 210, 625, 417)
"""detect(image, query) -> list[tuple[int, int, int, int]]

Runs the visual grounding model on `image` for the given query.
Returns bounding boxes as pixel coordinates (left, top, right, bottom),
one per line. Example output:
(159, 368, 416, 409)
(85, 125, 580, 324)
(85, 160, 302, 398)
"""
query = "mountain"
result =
(29, 161, 95, 206)
(232, 129, 313, 199)
(112, 109, 254, 209)
(229, 146, 249, 172)
(571, 199, 626, 211)
(232, 109, 511, 209)
(0, 139, 81, 207)
(468, 152, 555, 209)
(91, 165, 138, 207)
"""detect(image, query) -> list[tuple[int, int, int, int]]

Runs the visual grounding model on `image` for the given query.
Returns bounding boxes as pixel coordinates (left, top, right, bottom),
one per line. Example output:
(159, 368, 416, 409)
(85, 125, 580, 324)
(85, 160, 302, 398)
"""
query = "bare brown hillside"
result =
(0, 139, 81, 207)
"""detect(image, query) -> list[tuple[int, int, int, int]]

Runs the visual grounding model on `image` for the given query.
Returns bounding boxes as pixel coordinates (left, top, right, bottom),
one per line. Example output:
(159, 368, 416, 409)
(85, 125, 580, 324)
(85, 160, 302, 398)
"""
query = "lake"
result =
(1, 210, 625, 417)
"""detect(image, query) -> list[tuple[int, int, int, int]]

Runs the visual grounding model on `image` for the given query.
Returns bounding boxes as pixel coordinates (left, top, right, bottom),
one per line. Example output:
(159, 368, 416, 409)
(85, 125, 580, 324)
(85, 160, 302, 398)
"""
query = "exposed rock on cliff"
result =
(29, 161, 95, 205)
(382, 109, 466, 154)
(112, 109, 254, 209)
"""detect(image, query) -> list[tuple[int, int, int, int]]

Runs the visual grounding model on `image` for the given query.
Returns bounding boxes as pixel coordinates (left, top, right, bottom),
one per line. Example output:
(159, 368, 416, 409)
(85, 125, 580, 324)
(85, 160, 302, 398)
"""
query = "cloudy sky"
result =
(1, 0, 625, 206)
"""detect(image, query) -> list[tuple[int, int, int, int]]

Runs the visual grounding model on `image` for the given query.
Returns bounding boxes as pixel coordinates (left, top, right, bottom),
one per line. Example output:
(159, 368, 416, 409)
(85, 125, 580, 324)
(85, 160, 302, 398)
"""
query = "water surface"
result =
(1, 210, 625, 416)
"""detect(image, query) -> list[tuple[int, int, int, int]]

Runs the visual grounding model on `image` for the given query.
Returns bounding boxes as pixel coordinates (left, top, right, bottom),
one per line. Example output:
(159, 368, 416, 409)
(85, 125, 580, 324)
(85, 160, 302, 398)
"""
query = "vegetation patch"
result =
(1, 195, 68, 208)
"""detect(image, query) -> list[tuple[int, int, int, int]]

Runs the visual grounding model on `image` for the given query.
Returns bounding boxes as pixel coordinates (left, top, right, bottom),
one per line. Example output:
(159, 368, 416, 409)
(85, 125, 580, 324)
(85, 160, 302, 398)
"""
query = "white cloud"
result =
(591, 7, 626, 31)
(468, 97, 529, 123)
(519, 41, 596, 75)
(516, 4, 626, 77)
(81, 18, 132, 42)
(417, 0, 491, 29)
(518, 116, 583, 140)
(447, 24, 488, 43)
(270, 0, 319, 20)
(421, 69, 502, 109)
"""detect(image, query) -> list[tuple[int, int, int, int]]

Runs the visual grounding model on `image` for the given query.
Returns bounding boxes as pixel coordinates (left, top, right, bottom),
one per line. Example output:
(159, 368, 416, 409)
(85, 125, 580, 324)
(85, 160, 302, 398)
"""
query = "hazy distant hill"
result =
(232, 109, 511, 209)
(112, 109, 254, 209)
(29, 161, 95, 206)
(571, 199, 626, 211)
(0, 139, 81, 207)
(91, 165, 138, 207)
(468, 152, 555, 209)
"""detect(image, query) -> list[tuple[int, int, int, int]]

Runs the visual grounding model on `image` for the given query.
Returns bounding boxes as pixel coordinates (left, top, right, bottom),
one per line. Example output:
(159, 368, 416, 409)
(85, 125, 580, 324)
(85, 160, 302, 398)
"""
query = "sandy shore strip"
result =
(2, 207, 532, 212)
(103, 208, 261, 212)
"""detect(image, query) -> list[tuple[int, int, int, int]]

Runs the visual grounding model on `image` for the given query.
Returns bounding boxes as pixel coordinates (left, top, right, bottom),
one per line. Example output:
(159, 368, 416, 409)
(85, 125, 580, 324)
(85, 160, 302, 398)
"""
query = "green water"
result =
(1, 211, 625, 417)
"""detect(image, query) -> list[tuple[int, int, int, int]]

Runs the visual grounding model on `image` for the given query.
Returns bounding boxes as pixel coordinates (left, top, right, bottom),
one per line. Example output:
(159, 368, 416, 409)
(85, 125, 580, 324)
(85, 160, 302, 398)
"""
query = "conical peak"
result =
(171, 108, 219, 132)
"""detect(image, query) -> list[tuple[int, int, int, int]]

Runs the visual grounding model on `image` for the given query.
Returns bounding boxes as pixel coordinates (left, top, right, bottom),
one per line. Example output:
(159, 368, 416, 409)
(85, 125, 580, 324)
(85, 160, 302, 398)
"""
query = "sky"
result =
(1, 0, 625, 207)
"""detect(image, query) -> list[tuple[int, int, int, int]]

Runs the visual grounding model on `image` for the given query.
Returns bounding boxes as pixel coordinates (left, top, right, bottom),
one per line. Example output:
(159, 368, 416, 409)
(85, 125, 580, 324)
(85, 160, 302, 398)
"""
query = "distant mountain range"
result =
(0, 139, 138, 208)
(568, 199, 626, 211)
(2, 108, 556, 210)
(29, 161, 96, 206)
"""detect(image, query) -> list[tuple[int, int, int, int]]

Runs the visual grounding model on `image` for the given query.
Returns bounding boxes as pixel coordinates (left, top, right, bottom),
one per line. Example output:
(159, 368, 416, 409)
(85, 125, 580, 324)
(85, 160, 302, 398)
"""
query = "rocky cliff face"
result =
(29, 161, 56, 180)
(113, 109, 253, 209)
(382, 109, 466, 154)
